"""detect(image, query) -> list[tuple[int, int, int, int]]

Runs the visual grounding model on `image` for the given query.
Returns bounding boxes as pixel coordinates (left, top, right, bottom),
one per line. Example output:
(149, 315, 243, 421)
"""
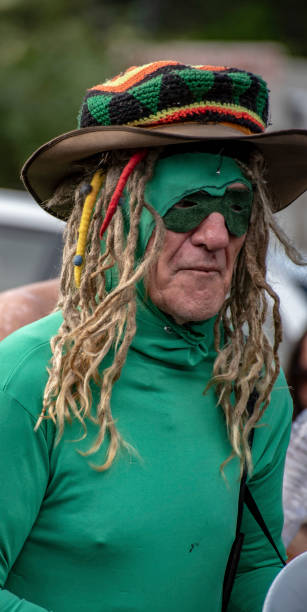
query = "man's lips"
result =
(178, 266, 220, 273)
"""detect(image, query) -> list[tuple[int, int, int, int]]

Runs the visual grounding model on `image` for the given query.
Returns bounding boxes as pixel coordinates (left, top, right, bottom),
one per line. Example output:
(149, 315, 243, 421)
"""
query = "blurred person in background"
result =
(287, 330, 307, 422)
(283, 330, 307, 559)
(0, 60, 306, 612)
(0, 278, 59, 341)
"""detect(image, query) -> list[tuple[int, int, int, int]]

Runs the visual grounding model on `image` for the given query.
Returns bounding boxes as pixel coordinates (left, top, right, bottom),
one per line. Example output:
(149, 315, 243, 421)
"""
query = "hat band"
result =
(122, 102, 265, 133)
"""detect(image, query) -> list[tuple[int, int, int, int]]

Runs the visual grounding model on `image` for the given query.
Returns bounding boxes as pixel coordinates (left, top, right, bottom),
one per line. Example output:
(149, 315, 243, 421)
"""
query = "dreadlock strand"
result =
(41, 149, 165, 469)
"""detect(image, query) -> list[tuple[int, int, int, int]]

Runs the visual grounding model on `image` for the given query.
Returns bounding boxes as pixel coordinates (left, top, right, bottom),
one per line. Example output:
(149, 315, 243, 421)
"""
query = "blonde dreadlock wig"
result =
(22, 61, 307, 472)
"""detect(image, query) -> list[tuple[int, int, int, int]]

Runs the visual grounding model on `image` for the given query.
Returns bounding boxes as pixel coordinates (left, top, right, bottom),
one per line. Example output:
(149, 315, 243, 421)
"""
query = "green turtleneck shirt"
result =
(0, 301, 292, 612)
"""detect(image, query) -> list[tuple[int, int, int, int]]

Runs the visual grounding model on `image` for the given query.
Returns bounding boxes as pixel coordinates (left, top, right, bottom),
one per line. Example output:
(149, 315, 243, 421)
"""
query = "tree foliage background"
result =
(1, 0, 306, 188)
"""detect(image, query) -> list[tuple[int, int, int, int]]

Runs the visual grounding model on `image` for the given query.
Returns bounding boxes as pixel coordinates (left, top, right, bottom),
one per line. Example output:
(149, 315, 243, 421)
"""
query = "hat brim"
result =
(21, 122, 307, 218)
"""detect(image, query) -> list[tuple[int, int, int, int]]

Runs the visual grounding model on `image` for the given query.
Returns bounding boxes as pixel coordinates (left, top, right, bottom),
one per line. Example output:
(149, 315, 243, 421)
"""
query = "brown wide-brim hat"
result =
(21, 61, 307, 220)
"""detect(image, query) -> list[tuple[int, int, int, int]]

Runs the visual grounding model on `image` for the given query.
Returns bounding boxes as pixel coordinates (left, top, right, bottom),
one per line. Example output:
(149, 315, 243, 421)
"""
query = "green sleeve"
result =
(0, 590, 51, 611)
(0, 390, 53, 612)
(228, 374, 293, 612)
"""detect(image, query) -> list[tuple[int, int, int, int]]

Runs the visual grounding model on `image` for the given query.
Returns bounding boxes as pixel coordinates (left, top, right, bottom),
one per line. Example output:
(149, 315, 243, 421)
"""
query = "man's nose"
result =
(190, 212, 230, 250)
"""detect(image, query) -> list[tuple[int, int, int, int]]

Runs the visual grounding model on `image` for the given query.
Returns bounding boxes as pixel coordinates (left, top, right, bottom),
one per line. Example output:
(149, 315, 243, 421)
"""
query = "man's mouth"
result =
(179, 266, 220, 273)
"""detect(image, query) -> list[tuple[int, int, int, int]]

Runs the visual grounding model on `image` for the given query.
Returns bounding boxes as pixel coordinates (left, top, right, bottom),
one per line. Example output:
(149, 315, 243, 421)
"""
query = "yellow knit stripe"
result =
(74, 171, 105, 288)
(102, 65, 148, 88)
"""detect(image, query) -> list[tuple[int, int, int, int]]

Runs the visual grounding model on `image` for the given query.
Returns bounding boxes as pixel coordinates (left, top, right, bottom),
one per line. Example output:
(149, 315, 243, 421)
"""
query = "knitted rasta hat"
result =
(78, 61, 268, 134)
(21, 60, 307, 217)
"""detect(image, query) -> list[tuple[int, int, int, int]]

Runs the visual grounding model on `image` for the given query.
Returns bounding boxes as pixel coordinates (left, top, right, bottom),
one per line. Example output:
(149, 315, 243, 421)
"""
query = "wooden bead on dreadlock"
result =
(74, 170, 105, 288)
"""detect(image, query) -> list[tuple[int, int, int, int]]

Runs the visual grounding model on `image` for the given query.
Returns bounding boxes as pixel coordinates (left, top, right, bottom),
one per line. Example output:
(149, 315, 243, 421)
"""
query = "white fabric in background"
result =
(282, 409, 307, 547)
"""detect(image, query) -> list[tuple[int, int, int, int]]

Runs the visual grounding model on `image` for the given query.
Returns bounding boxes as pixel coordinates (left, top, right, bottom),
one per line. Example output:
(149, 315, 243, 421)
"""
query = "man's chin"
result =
(164, 302, 222, 325)
(148, 283, 227, 325)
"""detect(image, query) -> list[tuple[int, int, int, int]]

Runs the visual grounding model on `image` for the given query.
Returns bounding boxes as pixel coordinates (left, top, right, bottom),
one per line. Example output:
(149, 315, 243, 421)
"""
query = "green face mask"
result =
(106, 152, 253, 293)
(163, 186, 253, 236)
(144, 152, 253, 239)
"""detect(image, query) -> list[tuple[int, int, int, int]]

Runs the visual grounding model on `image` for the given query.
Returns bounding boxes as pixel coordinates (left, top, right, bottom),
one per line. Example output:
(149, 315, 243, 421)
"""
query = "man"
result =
(0, 61, 306, 611)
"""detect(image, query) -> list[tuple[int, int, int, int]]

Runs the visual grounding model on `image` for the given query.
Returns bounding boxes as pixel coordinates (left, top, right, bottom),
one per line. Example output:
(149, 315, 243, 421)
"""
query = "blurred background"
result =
(0, 0, 306, 365)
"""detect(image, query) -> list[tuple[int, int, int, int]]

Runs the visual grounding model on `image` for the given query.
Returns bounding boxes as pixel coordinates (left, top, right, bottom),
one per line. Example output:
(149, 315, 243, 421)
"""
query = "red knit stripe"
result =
(140, 105, 265, 131)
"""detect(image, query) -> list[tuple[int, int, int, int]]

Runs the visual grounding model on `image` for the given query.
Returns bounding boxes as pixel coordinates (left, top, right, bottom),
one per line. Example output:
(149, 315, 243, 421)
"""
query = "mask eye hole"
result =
(230, 203, 243, 213)
(174, 198, 197, 209)
(226, 181, 249, 192)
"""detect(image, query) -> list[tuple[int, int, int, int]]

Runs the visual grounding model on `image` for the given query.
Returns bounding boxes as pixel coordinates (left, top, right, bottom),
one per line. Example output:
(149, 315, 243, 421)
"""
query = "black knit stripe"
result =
(157, 72, 195, 111)
(204, 72, 234, 104)
(79, 105, 101, 128)
(108, 92, 152, 125)
(239, 74, 261, 117)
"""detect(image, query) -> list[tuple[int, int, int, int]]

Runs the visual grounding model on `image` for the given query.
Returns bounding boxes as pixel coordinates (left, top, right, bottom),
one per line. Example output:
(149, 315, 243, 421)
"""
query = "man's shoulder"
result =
(256, 368, 293, 436)
(268, 367, 293, 420)
(0, 310, 63, 403)
(250, 368, 293, 477)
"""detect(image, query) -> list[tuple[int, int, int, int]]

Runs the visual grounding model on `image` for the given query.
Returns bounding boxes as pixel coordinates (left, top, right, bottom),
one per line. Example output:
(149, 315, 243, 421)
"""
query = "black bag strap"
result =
(244, 485, 286, 567)
(221, 390, 256, 612)
(222, 389, 286, 611)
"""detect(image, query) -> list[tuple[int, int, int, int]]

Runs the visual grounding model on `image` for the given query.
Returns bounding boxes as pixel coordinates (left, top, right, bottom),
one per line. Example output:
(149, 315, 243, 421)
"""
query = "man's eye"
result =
(174, 199, 197, 209)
